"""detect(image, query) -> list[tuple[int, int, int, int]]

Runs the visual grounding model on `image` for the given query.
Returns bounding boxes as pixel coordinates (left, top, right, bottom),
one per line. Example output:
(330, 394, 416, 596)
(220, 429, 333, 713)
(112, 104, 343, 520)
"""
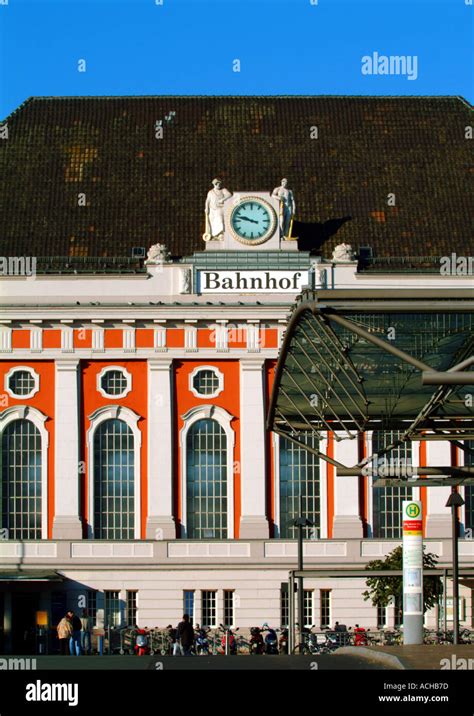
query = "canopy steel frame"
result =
(321, 309, 433, 373)
(423, 354, 474, 385)
(285, 348, 361, 438)
(373, 478, 474, 487)
(273, 427, 346, 469)
(268, 291, 474, 479)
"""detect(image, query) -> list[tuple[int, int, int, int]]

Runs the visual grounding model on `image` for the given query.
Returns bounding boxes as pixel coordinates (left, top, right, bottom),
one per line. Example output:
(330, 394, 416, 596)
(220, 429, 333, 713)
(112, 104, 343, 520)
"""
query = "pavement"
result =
(335, 644, 474, 670)
(6, 653, 386, 670)
(5, 646, 474, 670)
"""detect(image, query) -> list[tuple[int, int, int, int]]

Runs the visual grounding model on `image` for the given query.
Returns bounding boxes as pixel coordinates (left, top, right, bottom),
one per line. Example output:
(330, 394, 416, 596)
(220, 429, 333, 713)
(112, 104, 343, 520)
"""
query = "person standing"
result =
(176, 614, 194, 656)
(166, 624, 179, 656)
(57, 613, 73, 655)
(68, 611, 82, 656)
(80, 608, 92, 655)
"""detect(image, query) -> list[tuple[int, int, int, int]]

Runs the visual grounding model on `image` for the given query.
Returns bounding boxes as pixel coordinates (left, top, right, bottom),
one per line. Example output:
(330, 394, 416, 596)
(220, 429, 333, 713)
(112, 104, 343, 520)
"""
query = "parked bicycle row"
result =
(118, 623, 284, 656)
(115, 622, 392, 655)
(57, 614, 474, 656)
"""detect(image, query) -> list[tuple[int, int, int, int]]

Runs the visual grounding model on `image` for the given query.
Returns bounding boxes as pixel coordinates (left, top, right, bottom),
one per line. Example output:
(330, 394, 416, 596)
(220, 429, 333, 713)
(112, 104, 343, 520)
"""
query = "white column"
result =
(146, 358, 175, 539)
(215, 321, 229, 352)
(184, 321, 198, 352)
(332, 433, 364, 538)
(91, 326, 104, 352)
(425, 440, 452, 537)
(60, 325, 74, 353)
(246, 321, 261, 353)
(123, 325, 136, 353)
(0, 326, 12, 353)
(30, 325, 43, 352)
(52, 359, 83, 539)
(153, 320, 167, 352)
(239, 358, 269, 538)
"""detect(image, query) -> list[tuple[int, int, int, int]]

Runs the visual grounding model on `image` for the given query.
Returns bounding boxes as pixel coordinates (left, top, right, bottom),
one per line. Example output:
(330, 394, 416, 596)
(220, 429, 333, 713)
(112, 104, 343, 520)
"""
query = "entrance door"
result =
(11, 592, 39, 654)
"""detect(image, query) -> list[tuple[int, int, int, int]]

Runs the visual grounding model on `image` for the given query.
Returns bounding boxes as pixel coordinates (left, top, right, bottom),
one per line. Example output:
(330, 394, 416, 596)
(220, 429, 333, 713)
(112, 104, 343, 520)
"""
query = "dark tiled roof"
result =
(0, 96, 472, 262)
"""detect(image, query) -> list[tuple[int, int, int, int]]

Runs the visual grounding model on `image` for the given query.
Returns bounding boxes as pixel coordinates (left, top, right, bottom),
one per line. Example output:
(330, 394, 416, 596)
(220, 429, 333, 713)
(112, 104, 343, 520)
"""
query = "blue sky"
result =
(0, 0, 472, 119)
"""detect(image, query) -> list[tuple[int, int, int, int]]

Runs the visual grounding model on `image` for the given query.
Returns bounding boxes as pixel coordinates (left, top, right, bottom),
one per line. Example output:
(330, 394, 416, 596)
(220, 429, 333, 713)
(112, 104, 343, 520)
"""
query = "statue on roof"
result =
(271, 178, 296, 239)
(332, 243, 355, 262)
(203, 178, 232, 241)
(146, 243, 170, 264)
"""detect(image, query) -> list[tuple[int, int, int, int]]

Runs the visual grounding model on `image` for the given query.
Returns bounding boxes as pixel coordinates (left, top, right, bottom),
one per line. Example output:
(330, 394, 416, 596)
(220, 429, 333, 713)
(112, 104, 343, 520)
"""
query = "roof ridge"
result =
(18, 94, 474, 102)
(1, 96, 34, 124)
(2, 94, 469, 121)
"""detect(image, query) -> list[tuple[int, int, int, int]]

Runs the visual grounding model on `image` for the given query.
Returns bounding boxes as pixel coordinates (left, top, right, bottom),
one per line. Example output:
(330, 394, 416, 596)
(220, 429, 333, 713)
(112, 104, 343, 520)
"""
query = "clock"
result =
(229, 196, 277, 245)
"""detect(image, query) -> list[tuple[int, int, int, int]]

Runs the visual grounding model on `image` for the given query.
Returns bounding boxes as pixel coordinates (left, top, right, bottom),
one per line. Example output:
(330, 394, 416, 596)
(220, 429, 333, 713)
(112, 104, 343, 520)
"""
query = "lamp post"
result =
(446, 488, 464, 645)
(293, 495, 314, 652)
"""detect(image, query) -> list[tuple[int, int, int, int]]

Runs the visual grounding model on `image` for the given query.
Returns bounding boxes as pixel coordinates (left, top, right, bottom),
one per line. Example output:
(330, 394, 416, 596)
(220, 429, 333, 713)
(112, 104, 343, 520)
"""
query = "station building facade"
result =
(0, 95, 472, 651)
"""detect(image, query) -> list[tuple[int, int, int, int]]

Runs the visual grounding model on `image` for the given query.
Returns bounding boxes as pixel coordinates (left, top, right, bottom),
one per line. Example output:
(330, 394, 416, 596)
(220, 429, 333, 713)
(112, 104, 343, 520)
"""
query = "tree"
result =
(362, 546, 443, 614)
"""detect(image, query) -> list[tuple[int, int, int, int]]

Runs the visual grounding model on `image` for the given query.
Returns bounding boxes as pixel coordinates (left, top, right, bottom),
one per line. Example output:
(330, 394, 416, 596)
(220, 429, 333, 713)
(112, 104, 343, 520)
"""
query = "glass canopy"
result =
(268, 290, 474, 444)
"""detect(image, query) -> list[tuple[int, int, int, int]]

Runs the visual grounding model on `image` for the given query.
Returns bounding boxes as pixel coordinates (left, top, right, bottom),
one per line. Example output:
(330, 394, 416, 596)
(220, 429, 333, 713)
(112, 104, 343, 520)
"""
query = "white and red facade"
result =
(0, 253, 473, 651)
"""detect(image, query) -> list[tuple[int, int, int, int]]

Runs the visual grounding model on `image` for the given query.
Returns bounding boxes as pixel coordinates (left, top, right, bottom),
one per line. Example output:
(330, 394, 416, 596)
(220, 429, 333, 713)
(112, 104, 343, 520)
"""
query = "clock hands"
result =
(238, 215, 259, 224)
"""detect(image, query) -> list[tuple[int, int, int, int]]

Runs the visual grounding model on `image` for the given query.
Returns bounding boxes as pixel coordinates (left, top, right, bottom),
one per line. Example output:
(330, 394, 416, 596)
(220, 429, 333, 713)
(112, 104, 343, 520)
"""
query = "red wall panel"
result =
(81, 360, 148, 538)
(11, 330, 30, 349)
(0, 361, 55, 537)
(174, 360, 241, 537)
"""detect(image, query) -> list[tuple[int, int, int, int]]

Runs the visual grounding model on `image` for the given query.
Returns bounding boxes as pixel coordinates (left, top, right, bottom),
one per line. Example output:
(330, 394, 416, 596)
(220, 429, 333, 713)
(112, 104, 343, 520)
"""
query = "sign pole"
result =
(402, 500, 424, 644)
(446, 489, 464, 645)
(289, 572, 295, 655)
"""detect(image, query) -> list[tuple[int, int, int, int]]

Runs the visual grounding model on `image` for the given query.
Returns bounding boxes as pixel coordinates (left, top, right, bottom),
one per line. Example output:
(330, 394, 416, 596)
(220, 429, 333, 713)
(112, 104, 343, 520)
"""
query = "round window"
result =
(8, 370, 36, 396)
(101, 370, 128, 396)
(192, 369, 220, 396)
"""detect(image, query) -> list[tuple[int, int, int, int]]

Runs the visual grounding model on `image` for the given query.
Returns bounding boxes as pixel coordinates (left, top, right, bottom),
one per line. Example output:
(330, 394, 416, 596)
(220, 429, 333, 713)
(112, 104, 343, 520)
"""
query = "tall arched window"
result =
(186, 418, 228, 539)
(93, 418, 135, 540)
(279, 432, 320, 538)
(372, 431, 413, 538)
(1, 419, 42, 539)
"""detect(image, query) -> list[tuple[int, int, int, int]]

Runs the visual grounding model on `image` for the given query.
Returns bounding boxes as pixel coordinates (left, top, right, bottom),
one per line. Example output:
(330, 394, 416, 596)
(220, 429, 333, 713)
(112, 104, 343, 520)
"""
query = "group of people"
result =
(57, 609, 92, 655)
(57, 610, 195, 657)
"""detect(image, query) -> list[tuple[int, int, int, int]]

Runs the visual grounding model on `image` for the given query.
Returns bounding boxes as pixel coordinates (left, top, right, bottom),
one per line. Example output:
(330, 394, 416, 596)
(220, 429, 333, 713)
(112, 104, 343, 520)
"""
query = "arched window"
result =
(372, 431, 413, 538)
(186, 418, 228, 539)
(1, 419, 42, 539)
(279, 431, 320, 539)
(93, 418, 135, 540)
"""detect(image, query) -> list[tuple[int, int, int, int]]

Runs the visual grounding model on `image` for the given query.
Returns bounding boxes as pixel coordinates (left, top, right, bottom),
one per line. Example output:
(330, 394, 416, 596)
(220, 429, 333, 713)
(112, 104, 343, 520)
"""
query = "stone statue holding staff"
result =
(271, 178, 296, 239)
(203, 178, 232, 241)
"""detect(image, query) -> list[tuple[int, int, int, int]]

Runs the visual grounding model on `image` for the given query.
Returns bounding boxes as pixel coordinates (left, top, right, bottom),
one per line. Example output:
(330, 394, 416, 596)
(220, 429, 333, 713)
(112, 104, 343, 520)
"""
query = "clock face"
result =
(230, 197, 276, 245)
